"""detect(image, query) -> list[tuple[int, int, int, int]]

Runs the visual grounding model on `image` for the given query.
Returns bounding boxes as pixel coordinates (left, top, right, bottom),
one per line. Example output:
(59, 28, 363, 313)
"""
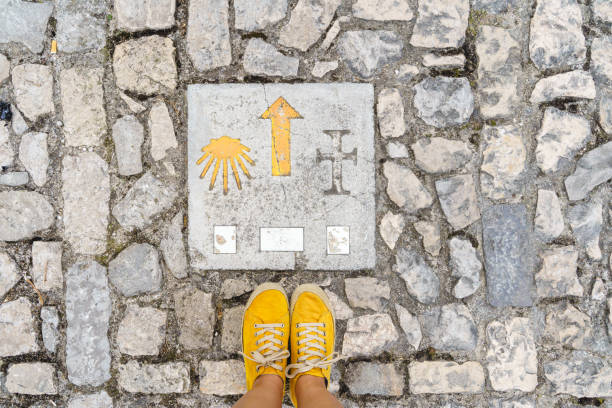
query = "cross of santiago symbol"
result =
(316, 130, 358, 195)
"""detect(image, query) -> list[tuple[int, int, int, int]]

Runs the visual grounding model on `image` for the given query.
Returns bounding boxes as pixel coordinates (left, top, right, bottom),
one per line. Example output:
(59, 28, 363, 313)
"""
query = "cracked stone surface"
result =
(60, 67, 107, 147)
(0, 0, 53, 53)
(12, 64, 54, 121)
(0, 297, 39, 357)
(394, 247, 439, 304)
(109, 243, 163, 297)
(117, 304, 167, 356)
(243, 39, 299, 77)
(19, 132, 48, 187)
(414, 77, 474, 128)
(421, 303, 478, 351)
(485, 317, 537, 392)
(278, 0, 341, 51)
(410, 0, 469, 49)
(114, 36, 178, 95)
(530, 70, 596, 104)
(0, 191, 54, 241)
(115, 0, 176, 32)
(337, 30, 403, 79)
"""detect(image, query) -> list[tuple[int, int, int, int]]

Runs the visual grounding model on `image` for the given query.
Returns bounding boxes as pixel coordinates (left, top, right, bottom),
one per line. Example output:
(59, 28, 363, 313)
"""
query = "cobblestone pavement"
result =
(0, 0, 611, 407)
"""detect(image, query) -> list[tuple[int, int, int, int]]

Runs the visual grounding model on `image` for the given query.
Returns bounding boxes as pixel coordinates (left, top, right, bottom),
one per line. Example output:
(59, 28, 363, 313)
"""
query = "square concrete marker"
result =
(214, 226, 236, 254)
(188, 84, 375, 270)
(327, 226, 350, 255)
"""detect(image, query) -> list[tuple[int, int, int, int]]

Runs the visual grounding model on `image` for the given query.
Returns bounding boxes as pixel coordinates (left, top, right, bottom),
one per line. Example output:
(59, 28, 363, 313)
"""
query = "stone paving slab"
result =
(188, 83, 375, 270)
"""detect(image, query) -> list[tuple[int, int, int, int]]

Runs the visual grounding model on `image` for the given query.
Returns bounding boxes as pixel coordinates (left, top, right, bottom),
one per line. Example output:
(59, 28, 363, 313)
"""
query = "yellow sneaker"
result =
(286, 284, 342, 407)
(240, 282, 290, 393)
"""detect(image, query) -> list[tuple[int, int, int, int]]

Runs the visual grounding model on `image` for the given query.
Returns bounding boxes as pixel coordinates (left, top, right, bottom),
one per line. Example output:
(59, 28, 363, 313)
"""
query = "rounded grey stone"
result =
(109, 243, 162, 297)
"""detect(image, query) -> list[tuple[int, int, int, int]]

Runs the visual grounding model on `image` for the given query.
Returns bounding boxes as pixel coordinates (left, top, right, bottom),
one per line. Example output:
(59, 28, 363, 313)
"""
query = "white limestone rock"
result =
(67, 391, 113, 408)
(379, 211, 405, 250)
(117, 304, 167, 356)
(62, 152, 110, 255)
(56, 0, 106, 53)
(530, 71, 596, 104)
(394, 247, 439, 304)
(0, 54, 9, 83)
(422, 54, 466, 68)
(337, 30, 403, 79)
(396, 64, 419, 81)
(32, 241, 63, 292)
(383, 161, 433, 212)
(544, 351, 612, 397)
(221, 305, 244, 353)
(409, 361, 485, 394)
(41, 306, 59, 354)
(324, 290, 354, 320)
(11, 104, 28, 136)
(234, 0, 288, 31)
(480, 125, 526, 200)
(476, 26, 521, 119)
(118, 361, 190, 394)
(119, 92, 146, 114)
(0, 191, 55, 241)
(149, 102, 178, 161)
(344, 362, 404, 396)
(0, 123, 13, 167)
(0, 251, 20, 300)
(567, 201, 603, 260)
(395, 304, 421, 350)
(113, 115, 144, 176)
(221, 279, 254, 299)
(352, 0, 413, 21)
(311, 60, 338, 78)
(529, 0, 586, 71)
(60, 67, 107, 147)
(19, 132, 48, 187)
(449, 237, 482, 299)
(278, 0, 341, 51)
(414, 220, 441, 256)
(591, 36, 612, 86)
(109, 243, 162, 297)
(112, 171, 178, 231)
(5, 363, 57, 395)
(544, 303, 593, 350)
(377, 88, 405, 138)
(414, 77, 474, 128)
(187, 0, 231, 71)
(535, 108, 591, 174)
(486, 317, 537, 392)
(115, 0, 176, 31)
(174, 287, 215, 350)
(342, 313, 398, 357)
(593, 0, 612, 24)
(199, 360, 246, 395)
(435, 174, 481, 230)
(411, 137, 472, 173)
(243, 39, 299, 77)
(0, 172, 28, 186)
(65, 261, 112, 387)
(12, 64, 54, 121)
(0, 0, 53, 53)
(386, 141, 409, 158)
(565, 142, 612, 202)
(410, 0, 469, 49)
(114, 36, 177, 95)
(591, 278, 606, 301)
(160, 211, 188, 279)
(599, 91, 612, 135)
(534, 189, 564, 242)
(421, 303, 478, 351)
(0, 297, 39, 357)
(536, 246, 583, 299)
(345, 277, 390, 312)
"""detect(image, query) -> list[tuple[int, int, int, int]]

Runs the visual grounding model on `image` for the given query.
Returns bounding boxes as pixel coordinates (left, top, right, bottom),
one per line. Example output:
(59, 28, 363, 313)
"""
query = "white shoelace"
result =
(285, 322, 343, 378)
(240, 323, 290, 372)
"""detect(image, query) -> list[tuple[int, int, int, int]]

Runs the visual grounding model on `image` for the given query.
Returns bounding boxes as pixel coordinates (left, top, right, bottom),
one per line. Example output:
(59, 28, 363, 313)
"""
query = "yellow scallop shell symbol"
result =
(196, 136, 255, 195)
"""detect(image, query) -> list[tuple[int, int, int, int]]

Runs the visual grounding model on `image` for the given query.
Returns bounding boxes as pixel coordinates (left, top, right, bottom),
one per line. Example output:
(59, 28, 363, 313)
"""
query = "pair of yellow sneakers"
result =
(241, 283, 340, 406)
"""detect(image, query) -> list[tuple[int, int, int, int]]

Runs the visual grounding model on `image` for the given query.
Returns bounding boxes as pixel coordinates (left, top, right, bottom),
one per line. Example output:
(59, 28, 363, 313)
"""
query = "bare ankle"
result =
(296, 374, 326, 393)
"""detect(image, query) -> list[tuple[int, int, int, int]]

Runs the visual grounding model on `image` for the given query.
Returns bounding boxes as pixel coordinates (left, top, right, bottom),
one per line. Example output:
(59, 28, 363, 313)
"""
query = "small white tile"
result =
(327, 226, 350, 255)
(260, 228, 304, 252)
(214, 226, 237, 254)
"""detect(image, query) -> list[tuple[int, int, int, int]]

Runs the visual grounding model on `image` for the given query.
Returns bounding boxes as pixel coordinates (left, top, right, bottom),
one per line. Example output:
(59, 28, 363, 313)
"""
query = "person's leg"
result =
(233, 374, 284, 408)
(295, 375, 342, 408)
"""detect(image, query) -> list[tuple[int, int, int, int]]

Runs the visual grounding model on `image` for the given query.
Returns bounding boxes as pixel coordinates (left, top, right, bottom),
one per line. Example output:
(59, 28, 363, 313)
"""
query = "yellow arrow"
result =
(261, 97, 302, 176)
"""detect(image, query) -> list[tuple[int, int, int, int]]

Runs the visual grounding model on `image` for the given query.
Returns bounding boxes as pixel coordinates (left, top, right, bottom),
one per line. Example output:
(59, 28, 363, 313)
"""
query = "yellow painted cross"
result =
(260, 97, 302, 176)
